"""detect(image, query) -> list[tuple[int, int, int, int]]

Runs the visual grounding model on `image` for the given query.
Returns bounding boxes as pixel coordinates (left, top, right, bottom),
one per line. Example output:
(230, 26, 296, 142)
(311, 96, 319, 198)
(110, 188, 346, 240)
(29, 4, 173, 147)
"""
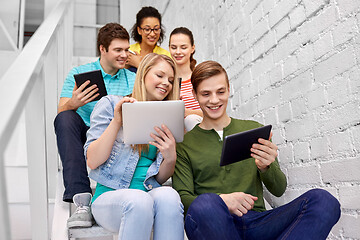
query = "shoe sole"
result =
(67, 221, 93, 228)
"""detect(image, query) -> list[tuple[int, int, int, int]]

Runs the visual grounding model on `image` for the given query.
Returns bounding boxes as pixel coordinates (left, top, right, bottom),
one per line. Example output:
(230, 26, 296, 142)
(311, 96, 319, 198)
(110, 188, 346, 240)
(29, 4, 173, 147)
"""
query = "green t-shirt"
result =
(92, 145, 157, 203)
(173, 118, 287, 214)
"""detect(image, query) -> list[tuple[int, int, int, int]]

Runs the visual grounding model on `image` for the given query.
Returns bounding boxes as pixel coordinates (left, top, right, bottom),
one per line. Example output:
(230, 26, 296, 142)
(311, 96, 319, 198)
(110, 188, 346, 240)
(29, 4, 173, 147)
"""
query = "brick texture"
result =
(142, 0, 360, 239)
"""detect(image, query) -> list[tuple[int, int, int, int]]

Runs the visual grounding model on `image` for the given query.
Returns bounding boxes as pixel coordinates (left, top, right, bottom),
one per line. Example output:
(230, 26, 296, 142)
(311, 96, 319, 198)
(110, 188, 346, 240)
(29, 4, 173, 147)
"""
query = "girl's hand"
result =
(149, 124, 176, 163)
(113, 97, 136, 126)
(126, 51, 142, 69)
(251, 132, 278, 172)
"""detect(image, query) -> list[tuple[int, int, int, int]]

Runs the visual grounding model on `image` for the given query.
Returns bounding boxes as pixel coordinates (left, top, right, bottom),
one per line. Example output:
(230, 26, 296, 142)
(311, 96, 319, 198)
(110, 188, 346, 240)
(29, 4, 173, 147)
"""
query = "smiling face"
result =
(99, 38, 130, 75)
(138, 17, 161, 47)
(194, 72, 230, 125)
(145, 59, 175, 101)
(169, 33, 195, 66)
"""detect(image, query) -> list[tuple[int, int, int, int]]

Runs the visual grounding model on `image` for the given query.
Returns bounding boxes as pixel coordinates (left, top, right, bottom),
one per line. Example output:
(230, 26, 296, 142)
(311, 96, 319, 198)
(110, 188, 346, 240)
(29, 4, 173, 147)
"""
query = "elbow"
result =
(87, 160, 96, 170)
(86, 156, 98, 170)
(274, 182, 287, 197)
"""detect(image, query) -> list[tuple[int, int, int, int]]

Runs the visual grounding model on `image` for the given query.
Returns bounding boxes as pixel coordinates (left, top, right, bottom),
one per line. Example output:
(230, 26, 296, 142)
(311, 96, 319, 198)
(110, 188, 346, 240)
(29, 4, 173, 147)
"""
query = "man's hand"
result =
(220, 192, 258, 217)
(68, 80, 99, 110)
(251, 132, 278, 172)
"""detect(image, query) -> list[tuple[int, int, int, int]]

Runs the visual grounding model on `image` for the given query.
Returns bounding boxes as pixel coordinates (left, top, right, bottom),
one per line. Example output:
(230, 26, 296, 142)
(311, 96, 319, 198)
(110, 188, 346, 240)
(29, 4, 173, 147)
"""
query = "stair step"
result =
(68, 224, 115, 238)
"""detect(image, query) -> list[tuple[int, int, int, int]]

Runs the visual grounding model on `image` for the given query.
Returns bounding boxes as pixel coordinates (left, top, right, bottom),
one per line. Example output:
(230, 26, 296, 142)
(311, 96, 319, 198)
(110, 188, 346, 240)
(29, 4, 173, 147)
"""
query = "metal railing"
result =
(0, 0, 73, 238)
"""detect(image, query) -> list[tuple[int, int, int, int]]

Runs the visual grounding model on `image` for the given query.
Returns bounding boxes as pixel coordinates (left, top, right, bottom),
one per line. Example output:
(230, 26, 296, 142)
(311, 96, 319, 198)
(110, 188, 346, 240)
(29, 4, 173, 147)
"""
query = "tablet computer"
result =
(122, 100, 185, 144)
(74, 70, 107, 102)
(219, 125, 272, 166)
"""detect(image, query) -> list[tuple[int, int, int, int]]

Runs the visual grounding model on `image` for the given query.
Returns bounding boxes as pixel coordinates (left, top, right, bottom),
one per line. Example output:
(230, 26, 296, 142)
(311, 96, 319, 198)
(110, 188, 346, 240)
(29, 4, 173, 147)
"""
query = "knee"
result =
(305, 189, 341, 224)
(54, 110, 78, 129)
(153, 187, 183, 214)
(54, 110, 84, 134)
(125, 191, 154, 214)
(156, 187, 181, 204)
(187, 193, 220, 219)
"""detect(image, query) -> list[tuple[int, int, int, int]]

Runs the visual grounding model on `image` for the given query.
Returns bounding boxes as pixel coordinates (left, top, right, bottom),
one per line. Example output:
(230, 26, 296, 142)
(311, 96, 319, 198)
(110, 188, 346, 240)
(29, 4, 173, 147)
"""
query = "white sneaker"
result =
(67, 193, 95, 228)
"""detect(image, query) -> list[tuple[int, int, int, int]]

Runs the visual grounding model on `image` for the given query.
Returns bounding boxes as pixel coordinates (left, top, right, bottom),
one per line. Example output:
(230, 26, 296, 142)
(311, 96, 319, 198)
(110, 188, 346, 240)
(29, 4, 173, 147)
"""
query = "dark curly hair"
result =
(170, 27, 197, 71)
(130, 6, 165, 44)
(97, 23, 129, 56)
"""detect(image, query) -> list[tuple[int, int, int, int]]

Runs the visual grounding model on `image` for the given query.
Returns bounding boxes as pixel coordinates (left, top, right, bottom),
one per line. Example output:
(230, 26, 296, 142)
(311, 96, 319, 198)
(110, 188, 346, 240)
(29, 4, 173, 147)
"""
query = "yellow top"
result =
(130, 42, 171, 57)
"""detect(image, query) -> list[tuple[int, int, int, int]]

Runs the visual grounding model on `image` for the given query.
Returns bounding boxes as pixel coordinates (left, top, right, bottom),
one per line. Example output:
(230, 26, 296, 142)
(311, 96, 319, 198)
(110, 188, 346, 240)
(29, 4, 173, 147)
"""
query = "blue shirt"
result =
(60, 59, 136, 126)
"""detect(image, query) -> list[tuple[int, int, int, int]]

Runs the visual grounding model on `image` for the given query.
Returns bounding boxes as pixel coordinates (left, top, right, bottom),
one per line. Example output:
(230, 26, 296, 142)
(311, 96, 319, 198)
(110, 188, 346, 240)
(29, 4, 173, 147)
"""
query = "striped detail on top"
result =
(180, 78, 200, 110)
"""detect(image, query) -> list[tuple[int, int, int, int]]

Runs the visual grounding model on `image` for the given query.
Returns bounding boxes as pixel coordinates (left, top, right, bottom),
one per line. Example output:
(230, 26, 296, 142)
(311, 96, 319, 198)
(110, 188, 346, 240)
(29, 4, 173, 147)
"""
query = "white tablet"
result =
(122, 100, 185, 144)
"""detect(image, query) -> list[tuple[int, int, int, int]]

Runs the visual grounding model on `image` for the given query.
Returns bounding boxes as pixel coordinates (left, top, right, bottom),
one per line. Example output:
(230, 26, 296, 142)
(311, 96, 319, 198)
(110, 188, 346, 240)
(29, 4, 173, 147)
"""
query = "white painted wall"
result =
(141, 0, 360, 239)
(0, 0, 21, 49)
(72, 0, 162, 57)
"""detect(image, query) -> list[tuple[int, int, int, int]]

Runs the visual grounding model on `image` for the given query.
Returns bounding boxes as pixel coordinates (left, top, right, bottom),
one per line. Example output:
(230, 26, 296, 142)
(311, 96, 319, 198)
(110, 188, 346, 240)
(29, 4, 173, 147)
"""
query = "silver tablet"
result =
(122, 101, 185, 144)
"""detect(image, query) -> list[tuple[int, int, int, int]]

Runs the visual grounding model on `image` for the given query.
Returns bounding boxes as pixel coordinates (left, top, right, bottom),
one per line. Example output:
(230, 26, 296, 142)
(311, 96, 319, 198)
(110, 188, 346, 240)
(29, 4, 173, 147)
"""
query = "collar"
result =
(95, 58, 124, 79)
(131, 42, 161, 53)
(195, 117, 235, 133)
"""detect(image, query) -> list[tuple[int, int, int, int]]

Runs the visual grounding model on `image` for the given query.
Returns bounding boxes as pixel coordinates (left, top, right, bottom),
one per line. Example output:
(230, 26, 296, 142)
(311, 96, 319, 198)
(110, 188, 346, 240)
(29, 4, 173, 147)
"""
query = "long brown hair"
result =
(169, 27, 197, 71)
(131, 53, 179, 154)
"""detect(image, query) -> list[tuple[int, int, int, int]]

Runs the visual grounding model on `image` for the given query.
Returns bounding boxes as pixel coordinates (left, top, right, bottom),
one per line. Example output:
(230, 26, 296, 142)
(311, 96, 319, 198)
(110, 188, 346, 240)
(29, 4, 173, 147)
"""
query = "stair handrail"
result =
(0, 0, 73, 239)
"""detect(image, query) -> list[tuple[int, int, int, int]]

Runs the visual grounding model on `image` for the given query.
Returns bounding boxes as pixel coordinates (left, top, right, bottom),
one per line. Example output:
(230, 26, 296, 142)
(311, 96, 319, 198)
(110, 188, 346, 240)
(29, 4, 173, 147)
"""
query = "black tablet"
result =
(74, 70, 107, 102)
(219, 125, 272, 166)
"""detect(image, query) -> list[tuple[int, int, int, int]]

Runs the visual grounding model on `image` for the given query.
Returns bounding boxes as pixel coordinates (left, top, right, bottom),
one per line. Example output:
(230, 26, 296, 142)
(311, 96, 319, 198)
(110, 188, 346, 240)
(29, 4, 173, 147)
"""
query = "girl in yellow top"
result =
(127, 6, 171, 72)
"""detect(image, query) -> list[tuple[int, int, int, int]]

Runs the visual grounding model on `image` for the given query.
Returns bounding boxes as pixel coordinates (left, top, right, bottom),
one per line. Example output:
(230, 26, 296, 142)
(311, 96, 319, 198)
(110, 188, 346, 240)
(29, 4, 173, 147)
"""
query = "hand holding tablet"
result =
(74, 70, 107, 102)
(220, 125, 272, 166)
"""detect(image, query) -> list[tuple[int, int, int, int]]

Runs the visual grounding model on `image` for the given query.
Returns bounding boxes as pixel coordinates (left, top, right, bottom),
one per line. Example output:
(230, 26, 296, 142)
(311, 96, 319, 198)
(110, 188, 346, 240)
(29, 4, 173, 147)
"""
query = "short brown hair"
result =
(191, 60, 229, 93)
(97, 23, 129, 56)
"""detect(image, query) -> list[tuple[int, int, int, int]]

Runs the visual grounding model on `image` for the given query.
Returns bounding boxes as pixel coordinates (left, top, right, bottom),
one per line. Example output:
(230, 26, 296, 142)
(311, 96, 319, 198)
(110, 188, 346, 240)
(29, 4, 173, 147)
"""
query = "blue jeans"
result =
(54, 110, 92, 202)
(185, 189, 340, 240)
(92, 187, 184, 240)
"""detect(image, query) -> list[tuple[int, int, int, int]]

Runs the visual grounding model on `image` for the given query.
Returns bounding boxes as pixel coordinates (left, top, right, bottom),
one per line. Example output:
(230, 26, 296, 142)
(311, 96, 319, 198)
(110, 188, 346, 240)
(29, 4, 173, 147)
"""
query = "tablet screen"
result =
(74, 70, 107, 102)
(220, 125, 272, 166)
(122, 101, 185, 144)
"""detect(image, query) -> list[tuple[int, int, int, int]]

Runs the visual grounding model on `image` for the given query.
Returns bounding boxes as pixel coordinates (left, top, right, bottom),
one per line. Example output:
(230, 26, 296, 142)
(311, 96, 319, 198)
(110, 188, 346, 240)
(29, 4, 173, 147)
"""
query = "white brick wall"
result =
(142, 0, 360, 239)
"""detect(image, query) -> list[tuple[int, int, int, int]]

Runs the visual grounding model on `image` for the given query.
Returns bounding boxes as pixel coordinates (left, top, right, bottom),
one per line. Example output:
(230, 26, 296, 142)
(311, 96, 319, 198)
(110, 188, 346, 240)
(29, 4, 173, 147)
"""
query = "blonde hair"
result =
(131, 53, 180, 153)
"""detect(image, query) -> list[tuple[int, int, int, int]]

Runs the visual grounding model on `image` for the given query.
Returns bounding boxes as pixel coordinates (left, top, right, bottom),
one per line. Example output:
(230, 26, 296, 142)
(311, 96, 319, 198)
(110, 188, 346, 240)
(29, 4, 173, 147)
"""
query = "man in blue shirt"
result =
(54, 23, 136, 228)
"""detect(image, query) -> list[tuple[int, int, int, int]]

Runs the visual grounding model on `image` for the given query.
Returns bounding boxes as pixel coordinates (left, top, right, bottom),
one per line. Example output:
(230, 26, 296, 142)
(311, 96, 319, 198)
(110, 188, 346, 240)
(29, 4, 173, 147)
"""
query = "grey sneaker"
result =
(67, 193, 95, 228)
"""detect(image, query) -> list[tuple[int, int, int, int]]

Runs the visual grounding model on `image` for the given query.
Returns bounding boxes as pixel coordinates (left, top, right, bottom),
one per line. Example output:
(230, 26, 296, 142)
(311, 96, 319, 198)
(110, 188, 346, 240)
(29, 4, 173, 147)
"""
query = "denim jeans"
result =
(185, 189, 340, 240)
(92, 187, 184, 240)
(54, 110, 92, 202)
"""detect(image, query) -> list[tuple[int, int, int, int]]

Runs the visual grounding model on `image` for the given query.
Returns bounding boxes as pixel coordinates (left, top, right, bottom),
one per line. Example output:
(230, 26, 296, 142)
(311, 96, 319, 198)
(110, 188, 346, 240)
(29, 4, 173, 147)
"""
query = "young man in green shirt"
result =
(172, 60, 340, 240)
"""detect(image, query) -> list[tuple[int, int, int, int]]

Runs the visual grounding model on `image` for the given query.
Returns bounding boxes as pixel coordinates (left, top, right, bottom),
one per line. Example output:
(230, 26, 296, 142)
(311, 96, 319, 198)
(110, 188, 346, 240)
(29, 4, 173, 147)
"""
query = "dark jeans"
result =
(54, 110, 92, 202)
(185, 189, 340, 240)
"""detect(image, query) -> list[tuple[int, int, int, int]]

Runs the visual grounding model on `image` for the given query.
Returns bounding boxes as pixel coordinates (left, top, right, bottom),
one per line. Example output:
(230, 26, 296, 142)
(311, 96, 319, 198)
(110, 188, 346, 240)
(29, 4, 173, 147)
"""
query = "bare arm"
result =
(184, 108, 203, 118)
